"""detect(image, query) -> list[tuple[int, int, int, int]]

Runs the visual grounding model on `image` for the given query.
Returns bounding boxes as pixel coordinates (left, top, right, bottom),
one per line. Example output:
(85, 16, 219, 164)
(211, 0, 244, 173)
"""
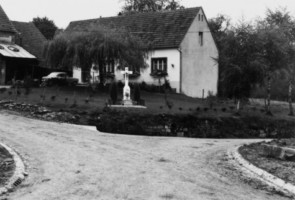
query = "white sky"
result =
(1, 0, 295, 28)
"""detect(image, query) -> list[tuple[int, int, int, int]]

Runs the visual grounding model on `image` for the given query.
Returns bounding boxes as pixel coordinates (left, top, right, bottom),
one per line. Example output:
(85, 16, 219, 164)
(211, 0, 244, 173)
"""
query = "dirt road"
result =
(0, 110, 288, 200)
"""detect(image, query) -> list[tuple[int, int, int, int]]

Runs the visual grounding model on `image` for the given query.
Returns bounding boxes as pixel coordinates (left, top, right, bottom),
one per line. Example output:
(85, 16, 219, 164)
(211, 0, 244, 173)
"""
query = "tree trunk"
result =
(266, 75, 272, 115)
(236, 99, 240, 111)
(98, 62, 105, 88)
(288, 79, 294, 116)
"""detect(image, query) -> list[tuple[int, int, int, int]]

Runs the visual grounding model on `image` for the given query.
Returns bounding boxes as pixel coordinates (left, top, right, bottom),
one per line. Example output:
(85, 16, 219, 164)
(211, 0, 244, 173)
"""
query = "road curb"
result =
(0, 143, 27, 195)
(228, 145, 295, 197)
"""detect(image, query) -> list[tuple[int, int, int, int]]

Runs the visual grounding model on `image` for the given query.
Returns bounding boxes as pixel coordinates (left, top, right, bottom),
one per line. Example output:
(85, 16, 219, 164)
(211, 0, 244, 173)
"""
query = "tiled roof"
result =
(0, 5, 17, 33)
(12, 21, 47, 60)
(66, 7, 201, 49)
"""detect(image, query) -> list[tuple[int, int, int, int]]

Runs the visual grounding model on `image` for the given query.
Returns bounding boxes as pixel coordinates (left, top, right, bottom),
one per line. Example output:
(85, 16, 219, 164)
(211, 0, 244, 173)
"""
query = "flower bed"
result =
(0, 145, 15, 187)
(239, 142, 295, 186)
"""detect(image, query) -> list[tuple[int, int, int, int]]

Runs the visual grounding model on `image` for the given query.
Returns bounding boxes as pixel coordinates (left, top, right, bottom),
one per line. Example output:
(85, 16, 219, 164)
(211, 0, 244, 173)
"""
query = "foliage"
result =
(109, 81, 118, 104)
(150, 69, 168, 78)
(95, 110, 295, 138)
(43, 25, 149, 85)
(133, 83, 141, 103)
(209, 8, 295, 102)
(213, 20, 264, 98)
(32, 17, 58, 40)
(119, 0, 184, 15)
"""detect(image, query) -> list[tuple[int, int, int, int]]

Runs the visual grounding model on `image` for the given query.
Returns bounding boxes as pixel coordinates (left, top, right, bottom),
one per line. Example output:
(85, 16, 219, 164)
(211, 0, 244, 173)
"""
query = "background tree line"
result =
(209, 8, 295, 115)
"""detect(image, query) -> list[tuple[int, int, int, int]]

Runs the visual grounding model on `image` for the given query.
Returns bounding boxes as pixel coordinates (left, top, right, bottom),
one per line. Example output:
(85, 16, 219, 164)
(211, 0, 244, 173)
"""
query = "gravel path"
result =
(0, 110, 289, 200)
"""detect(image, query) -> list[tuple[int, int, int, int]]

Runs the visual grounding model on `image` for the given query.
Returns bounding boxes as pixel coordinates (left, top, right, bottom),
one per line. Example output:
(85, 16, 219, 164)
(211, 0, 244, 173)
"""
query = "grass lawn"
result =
(0, 85, 294, 121)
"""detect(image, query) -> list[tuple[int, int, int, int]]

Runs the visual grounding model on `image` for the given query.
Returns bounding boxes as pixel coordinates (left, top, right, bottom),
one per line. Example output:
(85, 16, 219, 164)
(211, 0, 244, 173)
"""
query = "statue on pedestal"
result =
(121, 67, 133, 105)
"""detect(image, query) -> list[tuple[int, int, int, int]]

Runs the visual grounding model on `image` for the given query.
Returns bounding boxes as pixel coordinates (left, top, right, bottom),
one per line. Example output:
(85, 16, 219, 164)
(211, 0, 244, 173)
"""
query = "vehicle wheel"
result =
(70, 81, 78, 87)
(40, 82, 46, 87)
(47, 80, 53, 87)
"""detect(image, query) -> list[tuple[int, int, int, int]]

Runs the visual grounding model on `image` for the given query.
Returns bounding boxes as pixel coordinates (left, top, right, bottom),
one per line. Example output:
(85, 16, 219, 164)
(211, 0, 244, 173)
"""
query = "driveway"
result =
(0, 110, 288, 200)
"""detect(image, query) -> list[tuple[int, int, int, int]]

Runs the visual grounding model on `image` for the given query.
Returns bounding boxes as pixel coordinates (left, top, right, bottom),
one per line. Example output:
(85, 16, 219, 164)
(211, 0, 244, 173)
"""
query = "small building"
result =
(0, 5, 48, 85)
(66, 7, 218, 98)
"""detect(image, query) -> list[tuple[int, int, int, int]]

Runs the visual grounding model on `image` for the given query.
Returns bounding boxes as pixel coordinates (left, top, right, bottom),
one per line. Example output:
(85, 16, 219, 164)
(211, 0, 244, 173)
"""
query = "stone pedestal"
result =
(123, 99, 133, 106)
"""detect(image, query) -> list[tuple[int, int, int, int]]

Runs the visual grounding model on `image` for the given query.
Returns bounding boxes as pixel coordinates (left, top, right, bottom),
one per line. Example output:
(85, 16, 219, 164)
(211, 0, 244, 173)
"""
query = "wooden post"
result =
(202, 89, 204, 100)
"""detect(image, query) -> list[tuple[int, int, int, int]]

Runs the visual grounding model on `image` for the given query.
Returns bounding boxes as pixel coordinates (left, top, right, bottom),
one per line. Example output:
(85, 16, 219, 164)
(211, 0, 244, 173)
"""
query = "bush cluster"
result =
(95, 110, 295, 138)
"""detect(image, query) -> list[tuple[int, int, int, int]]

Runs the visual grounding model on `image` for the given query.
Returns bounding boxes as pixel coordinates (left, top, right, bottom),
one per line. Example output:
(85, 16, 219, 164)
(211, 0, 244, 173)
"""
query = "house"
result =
(0, 5, 48, 85)
(66, 7, 218, 98)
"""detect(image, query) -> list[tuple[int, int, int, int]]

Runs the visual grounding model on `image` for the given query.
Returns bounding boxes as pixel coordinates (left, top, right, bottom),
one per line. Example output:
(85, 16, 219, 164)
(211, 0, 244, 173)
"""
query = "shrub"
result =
(109, 81, 118, 104)
(207, 91, 216, 109)
(133, 83, 141, 103)
(24, 75, 33, 95)
(0, 88, 6, 94)
(94, 111, 295, 138)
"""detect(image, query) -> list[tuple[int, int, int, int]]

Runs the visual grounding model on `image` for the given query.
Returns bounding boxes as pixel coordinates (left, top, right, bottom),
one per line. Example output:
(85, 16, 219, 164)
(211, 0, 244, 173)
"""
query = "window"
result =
(198, 14, 201, 21)
(201, 15, 204, 21)
(199, 32, 203, 46)
(103, 60, 115, 74)
(57, 73, 66, 78)
(151, 58, 167, 74)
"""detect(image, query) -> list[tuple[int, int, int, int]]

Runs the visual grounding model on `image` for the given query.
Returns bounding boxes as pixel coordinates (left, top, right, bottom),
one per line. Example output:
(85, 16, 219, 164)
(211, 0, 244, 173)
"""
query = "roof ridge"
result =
(0, 5, 17, 33)
(11, 20, 34, 24)
(69, 7, 201, 24)
(66, 7, 202, 49)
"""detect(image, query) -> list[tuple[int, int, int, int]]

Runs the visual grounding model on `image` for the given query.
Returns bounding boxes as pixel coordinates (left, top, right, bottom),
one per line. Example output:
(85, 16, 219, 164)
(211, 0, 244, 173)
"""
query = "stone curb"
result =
(0, 143, 27, 195)
(228, 145, 295, 197)
(261, 144, 295, 160)
(62, 123, 97, 131)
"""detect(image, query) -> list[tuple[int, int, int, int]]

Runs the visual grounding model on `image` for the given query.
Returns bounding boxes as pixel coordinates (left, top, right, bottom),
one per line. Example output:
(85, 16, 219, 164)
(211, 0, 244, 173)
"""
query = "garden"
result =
(0, 81, 295, 139)
(0, 145, 15, 188)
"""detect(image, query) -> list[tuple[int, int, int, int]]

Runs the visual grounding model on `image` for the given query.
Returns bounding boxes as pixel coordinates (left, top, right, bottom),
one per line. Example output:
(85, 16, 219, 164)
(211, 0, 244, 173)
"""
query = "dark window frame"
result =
(151, 57, 168, 74)
(103, 60, 115, 74)
(199, 32, 204, 46)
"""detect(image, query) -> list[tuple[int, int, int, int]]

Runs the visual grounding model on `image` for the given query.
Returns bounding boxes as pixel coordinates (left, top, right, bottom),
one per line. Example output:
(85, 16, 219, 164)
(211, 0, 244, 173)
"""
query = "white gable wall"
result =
(73, 49, 181, 92)
(114, 49, 181, 92)
(180, 8, 219, 98)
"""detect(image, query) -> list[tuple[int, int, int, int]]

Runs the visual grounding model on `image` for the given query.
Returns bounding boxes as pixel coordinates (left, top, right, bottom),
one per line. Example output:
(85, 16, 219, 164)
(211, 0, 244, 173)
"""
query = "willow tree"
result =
(43, 25, 149, 85)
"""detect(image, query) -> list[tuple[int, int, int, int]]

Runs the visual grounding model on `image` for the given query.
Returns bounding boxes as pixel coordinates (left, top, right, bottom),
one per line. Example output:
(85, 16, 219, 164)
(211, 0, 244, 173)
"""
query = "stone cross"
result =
(121, 67, 133, 101)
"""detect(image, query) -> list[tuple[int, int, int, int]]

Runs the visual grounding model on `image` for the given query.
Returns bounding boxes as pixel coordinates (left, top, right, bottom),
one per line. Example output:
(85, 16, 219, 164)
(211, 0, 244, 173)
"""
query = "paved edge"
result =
(0, 143, 27, 195)
(228, 145, 295, 197)
(62, 123, 97, 131)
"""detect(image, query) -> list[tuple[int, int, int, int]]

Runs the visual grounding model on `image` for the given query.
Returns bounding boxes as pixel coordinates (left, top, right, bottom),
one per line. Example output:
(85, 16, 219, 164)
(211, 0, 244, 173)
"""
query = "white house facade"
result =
(68, 7, 219, 98)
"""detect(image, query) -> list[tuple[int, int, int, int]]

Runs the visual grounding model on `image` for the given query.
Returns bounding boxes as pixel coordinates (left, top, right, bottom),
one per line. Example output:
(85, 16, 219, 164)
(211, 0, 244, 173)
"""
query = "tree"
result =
(256, 8, 295, 115)
(209, 17, 264, 102)
(262, 8, 295, 115)
(33, 17, 58, 40)
(119, 0, 184, 15)
(109, 81, 118, 104)
(43, 26, 149, 86)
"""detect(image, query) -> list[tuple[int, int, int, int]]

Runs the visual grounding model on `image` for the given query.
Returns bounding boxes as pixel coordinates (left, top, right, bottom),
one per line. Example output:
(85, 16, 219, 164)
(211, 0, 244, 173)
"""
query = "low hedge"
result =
(94, 110, 295, 138)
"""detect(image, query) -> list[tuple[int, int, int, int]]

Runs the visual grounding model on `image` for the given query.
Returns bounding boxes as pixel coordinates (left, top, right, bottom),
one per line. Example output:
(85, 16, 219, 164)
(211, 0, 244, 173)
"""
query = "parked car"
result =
(41, 72, 78, 86)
